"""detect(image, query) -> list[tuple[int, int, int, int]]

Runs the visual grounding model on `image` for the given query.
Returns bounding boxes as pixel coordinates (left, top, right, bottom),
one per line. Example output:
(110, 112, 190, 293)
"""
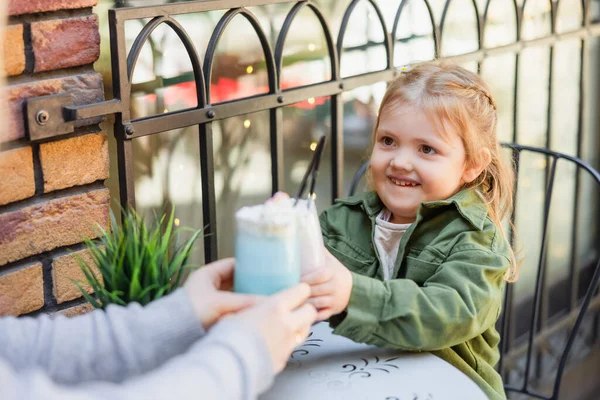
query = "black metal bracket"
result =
(25, 93, 75, 141)
(25, 94, 122, 142)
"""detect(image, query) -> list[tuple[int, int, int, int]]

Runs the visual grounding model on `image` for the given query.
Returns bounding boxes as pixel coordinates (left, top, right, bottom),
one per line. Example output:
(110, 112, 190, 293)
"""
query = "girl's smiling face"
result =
(369, 105, 475, 224)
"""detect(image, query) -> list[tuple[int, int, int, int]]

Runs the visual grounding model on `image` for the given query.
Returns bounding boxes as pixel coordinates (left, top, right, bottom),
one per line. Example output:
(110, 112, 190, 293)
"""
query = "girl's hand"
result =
(301, 248, 353, 321)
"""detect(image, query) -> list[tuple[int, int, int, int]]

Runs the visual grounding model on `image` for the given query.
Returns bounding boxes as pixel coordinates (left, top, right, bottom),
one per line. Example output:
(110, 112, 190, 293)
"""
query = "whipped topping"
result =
(235, 192, 297, 236)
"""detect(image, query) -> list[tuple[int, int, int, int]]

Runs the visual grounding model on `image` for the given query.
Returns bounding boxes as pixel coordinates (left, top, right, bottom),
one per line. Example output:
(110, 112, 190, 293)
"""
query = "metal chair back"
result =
(347, 143, 600, 399)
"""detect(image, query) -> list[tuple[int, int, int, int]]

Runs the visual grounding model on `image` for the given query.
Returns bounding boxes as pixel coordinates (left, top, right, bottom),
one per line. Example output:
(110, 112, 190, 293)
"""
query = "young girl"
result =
(303, 62, 517, 400)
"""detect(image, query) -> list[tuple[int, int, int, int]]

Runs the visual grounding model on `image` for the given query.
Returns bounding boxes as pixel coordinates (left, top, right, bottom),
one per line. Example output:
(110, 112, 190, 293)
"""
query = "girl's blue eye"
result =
(421, 145, 436, 155)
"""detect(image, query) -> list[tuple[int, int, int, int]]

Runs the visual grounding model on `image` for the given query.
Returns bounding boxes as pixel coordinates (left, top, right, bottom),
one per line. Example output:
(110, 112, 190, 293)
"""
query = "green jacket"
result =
(319, 189, 510, 400)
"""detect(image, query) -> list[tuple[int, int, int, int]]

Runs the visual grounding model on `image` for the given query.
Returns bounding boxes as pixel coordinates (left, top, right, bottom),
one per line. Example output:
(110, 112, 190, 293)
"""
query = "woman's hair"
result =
(370, 62, 519, 281)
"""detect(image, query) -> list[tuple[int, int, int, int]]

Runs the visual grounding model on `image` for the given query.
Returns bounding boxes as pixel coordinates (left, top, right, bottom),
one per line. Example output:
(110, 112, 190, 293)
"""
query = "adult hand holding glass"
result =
(232, 283, 316, 373)
(0, 257, 317, 400)
(184, 257, 317, 373)
(183, 258, 258, 329)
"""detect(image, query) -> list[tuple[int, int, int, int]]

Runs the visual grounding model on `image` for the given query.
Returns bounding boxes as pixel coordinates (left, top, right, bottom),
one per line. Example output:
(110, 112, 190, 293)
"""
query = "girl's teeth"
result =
(390, 178, 417, 187)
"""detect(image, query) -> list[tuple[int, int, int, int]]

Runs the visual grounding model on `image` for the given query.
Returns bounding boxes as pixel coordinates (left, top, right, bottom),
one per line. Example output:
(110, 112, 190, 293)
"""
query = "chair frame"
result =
(348, 143, 600, 399)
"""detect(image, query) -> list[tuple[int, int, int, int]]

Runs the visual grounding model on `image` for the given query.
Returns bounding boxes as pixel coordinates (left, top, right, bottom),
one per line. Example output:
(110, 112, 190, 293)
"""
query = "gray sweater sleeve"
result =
(0, 288, 204, 384)
(0, 318, 274, 400)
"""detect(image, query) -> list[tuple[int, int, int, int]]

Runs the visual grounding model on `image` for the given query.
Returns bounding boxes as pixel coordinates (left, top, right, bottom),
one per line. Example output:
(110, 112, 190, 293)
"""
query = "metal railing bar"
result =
(114, 0, 296, 21)
(269, 107, 284, 193)
(443, 24, 600, 64)
(521, 154, 557, 390)
(199, 122, 218, 264)
(125, 81, 341, 138)
(124, 69, 395, 139)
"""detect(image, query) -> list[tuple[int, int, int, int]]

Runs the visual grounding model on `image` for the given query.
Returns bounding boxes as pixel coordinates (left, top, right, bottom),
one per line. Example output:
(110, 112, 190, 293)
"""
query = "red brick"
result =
(0, 263, 44, 316)
(52, 248, 103, 304)
(0, 188, 110, 265)
(8, 0, 98, 16)
(0, 146, 35, 206)
(2, 72, 104, 143)
(31, 15, 100, 73)
(3, 24, 25, 76)
(40, 132, 109, 192)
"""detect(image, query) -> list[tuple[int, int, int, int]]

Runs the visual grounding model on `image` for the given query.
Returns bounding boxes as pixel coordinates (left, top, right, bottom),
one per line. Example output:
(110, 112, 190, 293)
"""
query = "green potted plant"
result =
(75, 206, 203, 309)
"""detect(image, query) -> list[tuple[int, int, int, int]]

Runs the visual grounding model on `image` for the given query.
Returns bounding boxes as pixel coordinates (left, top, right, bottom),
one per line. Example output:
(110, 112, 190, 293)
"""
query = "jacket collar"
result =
(420, 189, 488, 230)
(335, 189, 488, 230)
(335, 191, 383, 218)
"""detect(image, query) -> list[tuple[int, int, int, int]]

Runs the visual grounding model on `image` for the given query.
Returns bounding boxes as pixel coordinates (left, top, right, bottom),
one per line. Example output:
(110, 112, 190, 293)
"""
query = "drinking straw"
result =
(294, 135, 327, 206)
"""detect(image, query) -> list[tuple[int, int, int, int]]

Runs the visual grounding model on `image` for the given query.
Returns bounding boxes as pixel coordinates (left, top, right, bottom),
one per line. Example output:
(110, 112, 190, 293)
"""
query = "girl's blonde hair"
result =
(371, 62, 518, 281)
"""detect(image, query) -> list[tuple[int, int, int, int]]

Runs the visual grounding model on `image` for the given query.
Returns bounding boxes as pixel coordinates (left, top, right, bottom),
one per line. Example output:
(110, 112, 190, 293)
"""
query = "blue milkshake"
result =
(234, 194, 301, 295)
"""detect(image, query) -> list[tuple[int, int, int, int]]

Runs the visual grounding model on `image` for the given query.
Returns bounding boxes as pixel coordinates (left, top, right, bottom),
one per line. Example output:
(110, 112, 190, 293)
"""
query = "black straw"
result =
(308, 136, 326, 197)
(294, 135, 327, 204)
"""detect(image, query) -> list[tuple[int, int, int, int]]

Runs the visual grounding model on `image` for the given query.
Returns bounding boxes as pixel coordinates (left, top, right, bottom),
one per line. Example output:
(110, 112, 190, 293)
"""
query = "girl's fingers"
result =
(308, 281, 332, 297)
(307, 296, 333, 309)
(316, 308, 333, 321)
(301, 267, 333, 285)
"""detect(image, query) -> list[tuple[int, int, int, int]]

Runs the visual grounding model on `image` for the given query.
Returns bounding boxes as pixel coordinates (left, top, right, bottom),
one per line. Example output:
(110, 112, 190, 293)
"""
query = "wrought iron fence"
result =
(84, 0, 600, 396)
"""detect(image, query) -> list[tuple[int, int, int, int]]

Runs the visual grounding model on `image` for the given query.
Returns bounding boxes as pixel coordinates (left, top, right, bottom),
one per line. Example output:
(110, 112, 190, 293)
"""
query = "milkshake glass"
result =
(234, 194, 301, 295)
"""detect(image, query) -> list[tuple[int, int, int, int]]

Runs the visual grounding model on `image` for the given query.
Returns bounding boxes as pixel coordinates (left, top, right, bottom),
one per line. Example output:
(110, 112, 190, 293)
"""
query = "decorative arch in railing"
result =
(337, 0, 393, 74)
(520, 0, 554, 39)
(392, 0, 438, 60)
(555, 0, 585, 33)
(439, 0, 482, 59)
(482, 0, 520, 45)
(204, 8, 278, 102)
(126, 16, 207, 111)
(274, 1, 339, 86)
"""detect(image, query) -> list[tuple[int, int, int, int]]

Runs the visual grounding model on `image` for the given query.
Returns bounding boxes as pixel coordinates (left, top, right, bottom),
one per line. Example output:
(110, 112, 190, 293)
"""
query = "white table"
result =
(260, 322, 487, 400)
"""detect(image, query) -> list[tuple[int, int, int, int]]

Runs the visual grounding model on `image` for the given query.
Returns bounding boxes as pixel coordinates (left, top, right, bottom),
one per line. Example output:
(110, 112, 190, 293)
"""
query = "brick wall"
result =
(0, 0, 108, 317)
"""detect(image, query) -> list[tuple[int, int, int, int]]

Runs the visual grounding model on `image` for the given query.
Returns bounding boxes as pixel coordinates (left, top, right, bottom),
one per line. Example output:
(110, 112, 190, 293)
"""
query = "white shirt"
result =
(374, 208, 412, 280)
